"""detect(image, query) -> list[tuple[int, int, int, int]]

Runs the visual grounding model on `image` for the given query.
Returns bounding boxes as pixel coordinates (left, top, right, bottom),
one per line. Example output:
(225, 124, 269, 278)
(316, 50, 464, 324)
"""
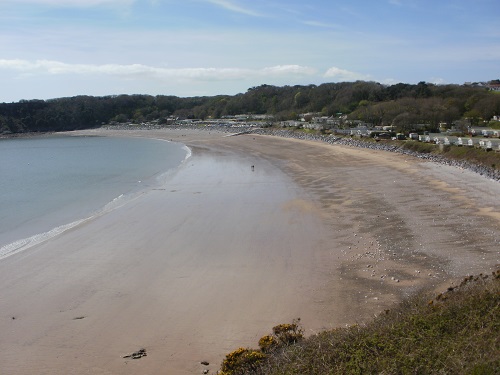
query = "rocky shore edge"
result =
(255, 128, 500, 181)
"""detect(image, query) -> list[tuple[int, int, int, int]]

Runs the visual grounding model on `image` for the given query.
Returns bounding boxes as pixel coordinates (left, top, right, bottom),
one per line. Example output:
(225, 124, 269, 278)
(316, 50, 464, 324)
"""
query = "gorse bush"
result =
(271, 322, 304, 347)
(218, 320, 303, 375)
(258, 335, 275, 353)
(219, 348, 266, 375)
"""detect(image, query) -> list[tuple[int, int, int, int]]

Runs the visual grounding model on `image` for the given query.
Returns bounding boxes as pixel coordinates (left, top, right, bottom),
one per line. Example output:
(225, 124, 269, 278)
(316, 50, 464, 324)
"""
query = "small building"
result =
(444, 136, 459, 146)
(311, 116, 330, 124)
(349, 125, 370, 137)
(326, 117, 343, 127)
(482, 129, 495, 137)
(280, 120, 302, 128)
(469, 126, 493, 136)
(432, 135, 447, 144)
(303, 122, 327, 130)
(457, 137, 473, 146)
(408, 132, 419, 140)
(486, 139, 500, 151)
(331, 128, 351, 135)
(478, 139, 489, 149)
(420, 133, 441, 143)
(465, 138, 481, 147)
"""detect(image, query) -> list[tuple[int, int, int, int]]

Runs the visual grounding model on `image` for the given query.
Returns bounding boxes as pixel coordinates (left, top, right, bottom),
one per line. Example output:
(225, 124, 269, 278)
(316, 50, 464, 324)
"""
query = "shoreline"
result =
(0, 127, 499, 374)
(0, 134, 190, 259)
(4, 125, 500, 182)
(98, 124, 500, 182)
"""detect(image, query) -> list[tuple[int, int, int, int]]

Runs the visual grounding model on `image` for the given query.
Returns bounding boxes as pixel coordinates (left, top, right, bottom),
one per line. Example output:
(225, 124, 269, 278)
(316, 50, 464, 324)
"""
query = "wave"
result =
(183, 145, 192, 160)
(0, 191, 135, 260)
(155, 144, 192, 186)
(0, 218, 88, 260)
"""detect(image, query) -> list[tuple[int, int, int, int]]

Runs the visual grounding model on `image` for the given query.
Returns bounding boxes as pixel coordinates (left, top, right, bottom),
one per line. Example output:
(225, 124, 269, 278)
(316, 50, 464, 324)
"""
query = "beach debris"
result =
(73, 316, 85, 320)
(123, 348, 147, 359)
(201, 361, 210, 366)
(203, 370, 209, 374)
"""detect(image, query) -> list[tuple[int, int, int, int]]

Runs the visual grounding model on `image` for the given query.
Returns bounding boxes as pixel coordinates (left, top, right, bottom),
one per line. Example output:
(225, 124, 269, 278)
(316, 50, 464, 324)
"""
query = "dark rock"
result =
(124, 348, 147, 359)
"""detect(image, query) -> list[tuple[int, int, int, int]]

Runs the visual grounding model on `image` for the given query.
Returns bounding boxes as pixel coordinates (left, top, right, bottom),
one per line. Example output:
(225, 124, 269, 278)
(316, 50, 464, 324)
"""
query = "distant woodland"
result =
(1, 81, 500, 134)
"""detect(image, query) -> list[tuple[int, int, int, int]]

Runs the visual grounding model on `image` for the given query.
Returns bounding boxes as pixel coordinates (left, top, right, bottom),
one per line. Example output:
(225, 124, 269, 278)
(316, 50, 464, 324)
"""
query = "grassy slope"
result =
(400, 140, 500, 169)
(219, 271, 500, 375)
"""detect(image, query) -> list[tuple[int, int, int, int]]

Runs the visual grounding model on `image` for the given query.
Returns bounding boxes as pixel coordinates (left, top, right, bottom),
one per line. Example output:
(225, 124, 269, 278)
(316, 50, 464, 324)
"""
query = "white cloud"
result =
(261, 65, 316, 76)
(203, 0, 262, 17)
(324, 67, 371, 81)
(0, 59, 316, 81)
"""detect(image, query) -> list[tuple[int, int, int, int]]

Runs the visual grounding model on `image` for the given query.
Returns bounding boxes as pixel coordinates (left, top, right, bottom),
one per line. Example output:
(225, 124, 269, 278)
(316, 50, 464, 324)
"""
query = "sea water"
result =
(0, 135, 188, 259)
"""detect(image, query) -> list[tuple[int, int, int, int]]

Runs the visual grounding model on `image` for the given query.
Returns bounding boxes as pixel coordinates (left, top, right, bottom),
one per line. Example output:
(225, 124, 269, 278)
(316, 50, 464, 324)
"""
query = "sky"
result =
(0, 0, 499, 102)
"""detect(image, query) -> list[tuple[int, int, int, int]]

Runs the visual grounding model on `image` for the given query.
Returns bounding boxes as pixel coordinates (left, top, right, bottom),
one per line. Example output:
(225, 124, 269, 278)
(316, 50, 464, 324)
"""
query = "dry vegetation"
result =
(218, 271, 500, 375)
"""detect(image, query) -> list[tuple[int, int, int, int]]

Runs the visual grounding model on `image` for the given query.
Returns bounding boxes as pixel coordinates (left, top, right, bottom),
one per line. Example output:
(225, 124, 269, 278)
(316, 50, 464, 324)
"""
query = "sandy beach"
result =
(1, 128, 499, 375)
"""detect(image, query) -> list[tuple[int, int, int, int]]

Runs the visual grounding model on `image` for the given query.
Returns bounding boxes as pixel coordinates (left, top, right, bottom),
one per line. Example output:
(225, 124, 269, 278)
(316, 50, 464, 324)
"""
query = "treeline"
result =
(0, 95, 197, 133)
(1, 81, 500, 134)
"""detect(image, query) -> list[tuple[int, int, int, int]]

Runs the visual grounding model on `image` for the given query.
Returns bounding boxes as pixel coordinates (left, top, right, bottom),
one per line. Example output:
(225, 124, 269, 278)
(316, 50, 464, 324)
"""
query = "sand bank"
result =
(0, 128, 499, 374)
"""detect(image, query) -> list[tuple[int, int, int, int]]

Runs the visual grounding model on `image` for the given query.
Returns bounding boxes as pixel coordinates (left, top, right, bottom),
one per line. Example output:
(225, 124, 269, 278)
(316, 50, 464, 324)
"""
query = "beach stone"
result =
(124, 348, 147, 359)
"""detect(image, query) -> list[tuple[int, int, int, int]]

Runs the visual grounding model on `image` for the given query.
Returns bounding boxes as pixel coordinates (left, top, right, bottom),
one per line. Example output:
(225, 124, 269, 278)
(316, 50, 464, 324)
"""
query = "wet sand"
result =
(0, 128, 499, 375)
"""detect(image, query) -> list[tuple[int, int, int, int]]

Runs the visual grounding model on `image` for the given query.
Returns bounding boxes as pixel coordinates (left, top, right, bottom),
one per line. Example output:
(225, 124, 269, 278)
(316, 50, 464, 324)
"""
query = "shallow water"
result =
(0, 135, 188, 257)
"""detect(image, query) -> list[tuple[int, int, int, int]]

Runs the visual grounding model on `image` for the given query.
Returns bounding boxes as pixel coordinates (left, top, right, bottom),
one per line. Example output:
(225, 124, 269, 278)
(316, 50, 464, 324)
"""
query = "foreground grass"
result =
(218, 270, 500, 375)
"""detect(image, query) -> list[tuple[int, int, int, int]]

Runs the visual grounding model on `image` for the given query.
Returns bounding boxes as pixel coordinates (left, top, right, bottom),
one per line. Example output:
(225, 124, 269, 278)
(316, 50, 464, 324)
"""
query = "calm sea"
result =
(0, 135, 188, 258)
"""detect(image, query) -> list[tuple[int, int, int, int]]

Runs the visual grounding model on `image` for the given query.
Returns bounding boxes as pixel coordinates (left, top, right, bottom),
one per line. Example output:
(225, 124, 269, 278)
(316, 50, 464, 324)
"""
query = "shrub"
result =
(272, 320, 304, 346)
(219, 319, 303, 374)
(258, 335, 276, 353)
(219, 348, 266, 375)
